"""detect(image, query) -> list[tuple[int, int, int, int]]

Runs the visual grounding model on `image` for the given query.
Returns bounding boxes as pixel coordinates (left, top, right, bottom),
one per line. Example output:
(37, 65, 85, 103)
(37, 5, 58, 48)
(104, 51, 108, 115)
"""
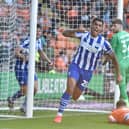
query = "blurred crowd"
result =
(0, 0, 129, 73)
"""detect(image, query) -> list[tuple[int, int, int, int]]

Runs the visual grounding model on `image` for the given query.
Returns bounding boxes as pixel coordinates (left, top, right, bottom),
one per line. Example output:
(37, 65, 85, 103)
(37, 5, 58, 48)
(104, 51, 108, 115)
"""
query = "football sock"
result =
(11, 90, 23, 101)
(57, 92, 71, 116)
(22, 96, 27, 107)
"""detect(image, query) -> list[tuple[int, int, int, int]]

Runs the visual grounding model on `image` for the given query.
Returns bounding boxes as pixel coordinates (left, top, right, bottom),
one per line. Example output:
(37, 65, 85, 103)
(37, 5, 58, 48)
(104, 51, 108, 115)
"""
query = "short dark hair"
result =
(112, 19, 123, 25)
(116, 99, 126, 108)
(37, 24, 41, 29)
(92, 17, 104, 25)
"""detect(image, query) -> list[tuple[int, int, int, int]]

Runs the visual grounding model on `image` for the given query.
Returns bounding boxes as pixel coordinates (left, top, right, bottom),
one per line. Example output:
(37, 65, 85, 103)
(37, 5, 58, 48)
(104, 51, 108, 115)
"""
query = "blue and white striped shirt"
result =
(15, 36, 43, 70)
(72, 32, 113, 71)
(20, 36, 43, 53)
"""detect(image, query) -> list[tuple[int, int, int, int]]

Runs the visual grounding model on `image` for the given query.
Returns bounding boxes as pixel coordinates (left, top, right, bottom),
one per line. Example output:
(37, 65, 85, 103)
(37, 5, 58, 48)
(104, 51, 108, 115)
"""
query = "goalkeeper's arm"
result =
(108, 115, 117, 123)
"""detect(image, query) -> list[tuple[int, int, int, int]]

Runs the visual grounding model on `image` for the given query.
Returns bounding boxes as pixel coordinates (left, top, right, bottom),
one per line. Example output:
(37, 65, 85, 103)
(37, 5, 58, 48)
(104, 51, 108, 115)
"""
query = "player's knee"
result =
(72, 87, 82, 100)
(21, 86, 27, 95)
(72, 94, 79, 101)
(21, 90, 26, 96)
(72, 96, 78, 101)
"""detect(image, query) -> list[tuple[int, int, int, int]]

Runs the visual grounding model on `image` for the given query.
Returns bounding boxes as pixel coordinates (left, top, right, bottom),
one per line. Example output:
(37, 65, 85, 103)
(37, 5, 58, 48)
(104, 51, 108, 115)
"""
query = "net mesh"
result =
(0, 0, 129, 117)
(0, 0, 31, 116)
(34, 0, 119, 112)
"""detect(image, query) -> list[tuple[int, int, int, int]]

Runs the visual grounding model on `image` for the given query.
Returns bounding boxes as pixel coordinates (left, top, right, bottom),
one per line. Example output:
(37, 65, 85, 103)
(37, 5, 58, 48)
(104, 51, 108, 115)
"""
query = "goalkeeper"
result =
(111, 19, 129, 106)
(108, 99, 129, 125)
(7, 24, 53, 113)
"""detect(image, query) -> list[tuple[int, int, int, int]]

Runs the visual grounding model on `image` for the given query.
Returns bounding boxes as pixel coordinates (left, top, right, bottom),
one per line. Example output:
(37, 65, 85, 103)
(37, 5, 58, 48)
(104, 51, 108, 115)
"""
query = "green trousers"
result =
(119, 60, 129, 103)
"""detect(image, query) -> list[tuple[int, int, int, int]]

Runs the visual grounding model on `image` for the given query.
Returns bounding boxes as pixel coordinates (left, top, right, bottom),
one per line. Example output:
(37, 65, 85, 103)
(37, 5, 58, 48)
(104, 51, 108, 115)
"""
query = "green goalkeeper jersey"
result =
(111, 31, 129, 61)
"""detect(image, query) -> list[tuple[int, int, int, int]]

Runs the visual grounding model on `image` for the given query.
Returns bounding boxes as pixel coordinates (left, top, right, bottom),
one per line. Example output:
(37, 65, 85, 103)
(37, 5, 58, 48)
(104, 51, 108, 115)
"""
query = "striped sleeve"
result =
(75, 31, 88, 38)
(103, 40, 113, 54)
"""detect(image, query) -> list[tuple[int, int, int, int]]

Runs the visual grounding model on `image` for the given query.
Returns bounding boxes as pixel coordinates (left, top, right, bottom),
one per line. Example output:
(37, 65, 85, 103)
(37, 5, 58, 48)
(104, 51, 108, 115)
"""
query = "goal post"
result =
(26, 0, 38, 118)
(117, 0, 123, 20)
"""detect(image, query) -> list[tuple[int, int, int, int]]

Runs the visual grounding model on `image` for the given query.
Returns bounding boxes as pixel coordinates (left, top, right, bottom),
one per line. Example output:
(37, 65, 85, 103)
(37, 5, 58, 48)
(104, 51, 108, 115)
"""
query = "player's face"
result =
(91, 20, 103, 37)
(111, 23, 121, 33)
(36, 28, 42, 38)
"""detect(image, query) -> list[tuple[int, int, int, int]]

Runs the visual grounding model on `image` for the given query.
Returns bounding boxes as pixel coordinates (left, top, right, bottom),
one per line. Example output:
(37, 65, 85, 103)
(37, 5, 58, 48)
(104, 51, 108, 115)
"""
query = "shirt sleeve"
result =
(111, 35, 118, 52)
(37, 38, 43, 51)
(103, 40, 113, 54)
(75, 31, 88, 38)
(20, 37, 29, 48)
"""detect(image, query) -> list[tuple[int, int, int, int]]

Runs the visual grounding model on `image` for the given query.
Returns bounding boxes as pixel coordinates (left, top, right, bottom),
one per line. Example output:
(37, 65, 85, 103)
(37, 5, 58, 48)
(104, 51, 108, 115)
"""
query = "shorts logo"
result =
(68, 72, 71, 76)
(81, 80, 88, 88)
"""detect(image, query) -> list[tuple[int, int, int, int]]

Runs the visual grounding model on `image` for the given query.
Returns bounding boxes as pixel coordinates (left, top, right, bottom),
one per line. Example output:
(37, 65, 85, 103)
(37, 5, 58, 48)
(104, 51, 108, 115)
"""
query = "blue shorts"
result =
(15, 67, 37, 86)
(68, 63, 93, 91)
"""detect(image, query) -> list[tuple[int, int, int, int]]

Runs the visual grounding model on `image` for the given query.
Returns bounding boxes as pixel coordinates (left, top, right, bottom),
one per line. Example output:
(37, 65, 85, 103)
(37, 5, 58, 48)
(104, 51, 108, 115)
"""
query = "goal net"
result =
(0, 0, 31, 117)
(0, 0, 128, 118)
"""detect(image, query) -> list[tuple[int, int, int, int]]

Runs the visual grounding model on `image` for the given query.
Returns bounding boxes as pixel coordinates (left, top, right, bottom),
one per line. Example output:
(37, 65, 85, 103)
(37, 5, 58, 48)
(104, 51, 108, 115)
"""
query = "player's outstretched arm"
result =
(62, 29, 86, 38)
(107, 52, 122, 84)
(38, 50, 53, 65)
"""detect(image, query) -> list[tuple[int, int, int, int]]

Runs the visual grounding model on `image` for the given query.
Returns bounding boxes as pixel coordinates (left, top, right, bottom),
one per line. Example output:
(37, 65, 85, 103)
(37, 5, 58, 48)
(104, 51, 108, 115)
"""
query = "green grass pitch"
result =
(0, 111, 128, 129)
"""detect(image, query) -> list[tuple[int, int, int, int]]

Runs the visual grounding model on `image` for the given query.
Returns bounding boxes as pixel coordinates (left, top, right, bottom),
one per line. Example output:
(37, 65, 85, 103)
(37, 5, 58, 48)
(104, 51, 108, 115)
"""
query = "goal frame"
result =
(0, 0, 124, 118)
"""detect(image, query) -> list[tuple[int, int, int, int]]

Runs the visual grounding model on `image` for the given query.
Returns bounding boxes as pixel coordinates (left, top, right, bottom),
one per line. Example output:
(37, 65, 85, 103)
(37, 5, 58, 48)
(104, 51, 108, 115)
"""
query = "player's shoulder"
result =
(99, 35, 110, 44)
(76, 31, 89, 35)
(97, 34, 105, 40)
(36, 38, 42, 44)
(123, 31, 129, 37)
(21, 36, 30, 43)
(112, 107, 128, 113)
(75, 31, 89, 39)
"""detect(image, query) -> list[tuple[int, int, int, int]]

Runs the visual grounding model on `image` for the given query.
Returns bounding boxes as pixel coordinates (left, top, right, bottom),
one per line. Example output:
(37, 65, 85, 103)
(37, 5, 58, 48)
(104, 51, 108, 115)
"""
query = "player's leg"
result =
(54, 77, 77, 123)
(8, 69, 27, 109)
(126, 68, 129, 107)
(54, 63, 79, 123)
(72, 69, 93, 100)
(20, 75, 38, 113)
(84, 88, 103, 97)
(8, 85, 26, 109)
(119, 68, 129, 107)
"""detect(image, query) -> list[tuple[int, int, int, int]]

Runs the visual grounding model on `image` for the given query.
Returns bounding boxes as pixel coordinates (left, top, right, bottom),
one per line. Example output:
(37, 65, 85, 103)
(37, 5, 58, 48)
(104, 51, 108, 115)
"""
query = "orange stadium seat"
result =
(126, 14, 129, 23)
(124, 0, 129, 7)
(107, 31, 113, 40)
